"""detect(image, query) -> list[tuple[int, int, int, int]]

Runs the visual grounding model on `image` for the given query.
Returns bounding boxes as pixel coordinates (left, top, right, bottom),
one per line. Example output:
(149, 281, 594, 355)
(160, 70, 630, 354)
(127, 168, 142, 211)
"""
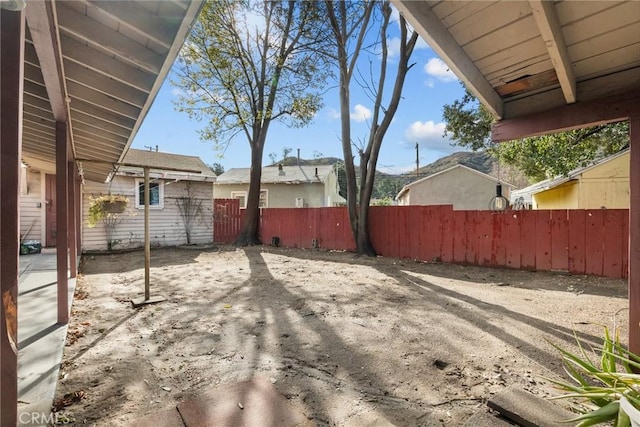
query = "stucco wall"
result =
(579, 152, 629, 209)
(533, 181, 579, 209)
(82, 176, 213, 251)
(398, 167, 511, 210)
(533, 152, 629, 209)
(214, 182, 330, 208)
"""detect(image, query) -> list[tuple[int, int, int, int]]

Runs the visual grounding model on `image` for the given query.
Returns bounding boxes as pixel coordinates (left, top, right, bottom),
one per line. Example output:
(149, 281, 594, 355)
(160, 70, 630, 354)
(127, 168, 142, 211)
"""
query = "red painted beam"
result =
(56, 121, 69, 324)
(492, 90, 640, 142)
(68, 162, 77, 278)
(0, 8, 25, 427)
(630, 115, 640, 355)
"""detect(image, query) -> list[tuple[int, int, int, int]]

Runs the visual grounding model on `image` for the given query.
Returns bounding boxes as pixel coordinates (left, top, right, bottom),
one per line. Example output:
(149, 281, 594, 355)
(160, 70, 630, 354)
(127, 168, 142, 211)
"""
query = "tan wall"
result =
(397, 167, 511, 210)
(532, 152, 629, 209)
(532, 181, 579, 209)
(214, 182, 330, 208)
(579, 152, 629, 209)
(82, 176, 213, 251)
(19, 168, 43, 243)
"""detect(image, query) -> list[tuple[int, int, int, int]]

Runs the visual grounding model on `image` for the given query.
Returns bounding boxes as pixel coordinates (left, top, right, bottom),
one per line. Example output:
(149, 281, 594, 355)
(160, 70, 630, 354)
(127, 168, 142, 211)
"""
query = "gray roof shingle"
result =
(216, 165, 334, 184)
(119, 149, 216, 178)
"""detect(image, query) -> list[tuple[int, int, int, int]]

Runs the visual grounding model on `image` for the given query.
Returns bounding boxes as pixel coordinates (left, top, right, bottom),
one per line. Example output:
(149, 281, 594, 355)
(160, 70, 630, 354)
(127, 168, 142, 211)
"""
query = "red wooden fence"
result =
(213, 199, 242, 243)
(258, 206, 629, 278)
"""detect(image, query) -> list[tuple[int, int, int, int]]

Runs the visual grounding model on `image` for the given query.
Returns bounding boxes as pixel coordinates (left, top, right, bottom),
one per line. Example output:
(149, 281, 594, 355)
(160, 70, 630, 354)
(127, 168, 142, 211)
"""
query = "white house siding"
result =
(19, 169, 43, 242)
(82, 176, 214, 251)
(214, 182, 328, 208)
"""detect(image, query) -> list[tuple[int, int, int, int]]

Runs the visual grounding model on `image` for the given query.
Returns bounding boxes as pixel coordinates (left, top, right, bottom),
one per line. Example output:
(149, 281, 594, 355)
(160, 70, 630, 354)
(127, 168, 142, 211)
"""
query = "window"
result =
(231, 191, 247, 209)
(259, 189, 268, 208)
(231, 190, 268, 208)
(135, 179, 164, 209)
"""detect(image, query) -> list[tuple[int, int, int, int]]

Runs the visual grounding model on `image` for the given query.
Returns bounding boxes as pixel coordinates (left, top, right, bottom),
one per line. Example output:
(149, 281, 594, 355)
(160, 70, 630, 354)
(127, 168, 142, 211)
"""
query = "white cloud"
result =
(404, 120, 454, 153)
(387, 37, 401, 58)
(424, 58, 458, 82)
(350, 104, 372, 122)
(326, 108, 341, 120)
(424, 79, 435, 89)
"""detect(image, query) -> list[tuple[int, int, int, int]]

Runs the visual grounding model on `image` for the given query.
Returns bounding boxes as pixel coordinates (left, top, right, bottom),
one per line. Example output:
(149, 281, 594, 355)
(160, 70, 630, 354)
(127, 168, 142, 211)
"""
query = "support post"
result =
(56, 121, 69, 324)
(68, 161, 77, 278)
(144, 166, 150, 300)
(0, 8, 25, 426)
(76, 173, 81, 255)
(630, 115, 640, 355)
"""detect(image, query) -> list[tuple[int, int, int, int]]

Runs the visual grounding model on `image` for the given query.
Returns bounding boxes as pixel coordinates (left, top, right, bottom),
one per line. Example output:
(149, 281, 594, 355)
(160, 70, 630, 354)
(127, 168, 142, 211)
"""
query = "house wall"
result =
(533, 181, 579, 209)
(19, 168, 43, 243)
(398, 167, 512, 210)
(82, 176, 214, 251)
(579, 152, 629, 209)
(214, 182, 329, 208)
(533, 153, 629, 210)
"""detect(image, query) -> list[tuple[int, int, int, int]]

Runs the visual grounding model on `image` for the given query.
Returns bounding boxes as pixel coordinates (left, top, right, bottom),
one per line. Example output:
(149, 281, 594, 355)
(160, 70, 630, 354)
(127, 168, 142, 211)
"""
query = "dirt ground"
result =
(54, 245, 629, 426)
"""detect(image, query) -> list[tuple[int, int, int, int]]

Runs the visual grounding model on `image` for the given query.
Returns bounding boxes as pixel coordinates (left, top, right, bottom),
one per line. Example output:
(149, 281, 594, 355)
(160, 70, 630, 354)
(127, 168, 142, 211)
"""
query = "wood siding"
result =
(259, 206, 629, 278)
(19, 169, 42, 242)
(82, 176, 213, 251)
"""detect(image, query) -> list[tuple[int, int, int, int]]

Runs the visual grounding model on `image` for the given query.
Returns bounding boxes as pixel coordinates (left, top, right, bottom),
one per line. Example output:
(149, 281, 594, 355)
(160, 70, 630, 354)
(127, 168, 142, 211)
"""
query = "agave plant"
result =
(545, 326, 640, 426)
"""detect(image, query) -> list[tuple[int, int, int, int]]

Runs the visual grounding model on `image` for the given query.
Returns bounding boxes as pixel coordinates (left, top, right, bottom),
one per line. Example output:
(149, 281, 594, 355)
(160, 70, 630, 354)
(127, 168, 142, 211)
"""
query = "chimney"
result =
(155, 145, 158, 152)
(278, 164, 283, 171)
(278, 163, 284, 176)
(297, 148, 300, 166)
(315, 167, 318, 177)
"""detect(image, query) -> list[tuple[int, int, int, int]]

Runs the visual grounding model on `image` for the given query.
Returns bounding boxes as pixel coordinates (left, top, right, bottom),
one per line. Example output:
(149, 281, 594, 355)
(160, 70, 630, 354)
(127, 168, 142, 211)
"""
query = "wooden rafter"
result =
(529, 0, 577, 103)
(25, 1, 66, 121)
(392, 0, 504, 118)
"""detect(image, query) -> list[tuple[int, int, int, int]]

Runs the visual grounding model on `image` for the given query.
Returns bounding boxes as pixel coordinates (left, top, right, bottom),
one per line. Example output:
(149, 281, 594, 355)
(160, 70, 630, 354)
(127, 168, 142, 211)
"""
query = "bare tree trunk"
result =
(235, 134, 266, 246)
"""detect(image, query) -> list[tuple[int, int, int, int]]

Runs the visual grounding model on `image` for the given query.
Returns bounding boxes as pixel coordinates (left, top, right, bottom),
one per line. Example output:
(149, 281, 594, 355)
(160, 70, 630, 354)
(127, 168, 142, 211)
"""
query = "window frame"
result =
(134, 178, 164, 209)
(231, 191, 247, 209)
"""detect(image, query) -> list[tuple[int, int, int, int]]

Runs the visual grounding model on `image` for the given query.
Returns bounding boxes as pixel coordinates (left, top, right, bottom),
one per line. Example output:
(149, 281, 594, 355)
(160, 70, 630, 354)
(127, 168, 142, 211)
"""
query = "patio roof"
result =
(21, 0, 203, 182)
(392, 0, 640, 353)
(392, 0, 640, 138)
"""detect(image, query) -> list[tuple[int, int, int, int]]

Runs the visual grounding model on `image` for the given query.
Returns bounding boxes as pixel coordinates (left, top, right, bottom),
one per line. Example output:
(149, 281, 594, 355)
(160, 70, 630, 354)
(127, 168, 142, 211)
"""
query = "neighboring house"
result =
(82, 149, 216, 251)
(214, 164, 344, 208)
(511, 149, 629, 210)
(395, 164, 516, 210)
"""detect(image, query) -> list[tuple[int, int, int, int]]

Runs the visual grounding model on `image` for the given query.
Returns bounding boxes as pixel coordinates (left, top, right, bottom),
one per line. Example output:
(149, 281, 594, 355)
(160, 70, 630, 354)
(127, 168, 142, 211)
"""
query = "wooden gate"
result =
(213, 198, 241, 243)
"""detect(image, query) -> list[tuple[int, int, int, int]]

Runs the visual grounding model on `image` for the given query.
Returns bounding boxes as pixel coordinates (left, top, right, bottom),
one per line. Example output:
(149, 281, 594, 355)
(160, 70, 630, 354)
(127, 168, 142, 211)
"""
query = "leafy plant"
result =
(545, 326, 640, 426)
(87, 195, 129, 227)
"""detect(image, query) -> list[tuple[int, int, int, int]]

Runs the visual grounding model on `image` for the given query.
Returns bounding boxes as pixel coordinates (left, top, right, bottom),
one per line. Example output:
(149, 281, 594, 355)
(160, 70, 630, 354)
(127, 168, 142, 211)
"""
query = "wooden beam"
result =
(529, 0, 577, 103)
(392, 0, 504, 118)
(67, 162, 77, 278)
(495, 69, 558, 98)
(60, 33, 155, 93)
(56, 121, 69, 324)
(56, 2, 165, 74)
(0, 9, 24, 427)
(630, 115, 640, 355)
(86, 0, 179, 49)
(25, 0, 67, 121)
(492, 89, 640, 142)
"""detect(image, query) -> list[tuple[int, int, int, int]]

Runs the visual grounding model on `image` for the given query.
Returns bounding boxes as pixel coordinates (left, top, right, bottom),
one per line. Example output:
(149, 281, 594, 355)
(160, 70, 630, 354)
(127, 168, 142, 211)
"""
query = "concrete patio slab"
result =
(487, 385, 576, 427)
(17, 252, 76, 427)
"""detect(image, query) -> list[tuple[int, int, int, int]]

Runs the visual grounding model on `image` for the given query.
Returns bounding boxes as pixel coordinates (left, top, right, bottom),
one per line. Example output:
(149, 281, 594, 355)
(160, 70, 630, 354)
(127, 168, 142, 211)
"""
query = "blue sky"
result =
(132, 14, 468, 175)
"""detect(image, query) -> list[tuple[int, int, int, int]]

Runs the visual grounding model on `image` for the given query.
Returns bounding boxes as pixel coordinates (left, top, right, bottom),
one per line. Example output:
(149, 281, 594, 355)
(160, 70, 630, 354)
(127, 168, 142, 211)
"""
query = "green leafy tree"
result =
(443, 88, 629, 182)
(325, 0, 418, 256)
(208, 162, 225, 176)
(173, 0, 329, 245)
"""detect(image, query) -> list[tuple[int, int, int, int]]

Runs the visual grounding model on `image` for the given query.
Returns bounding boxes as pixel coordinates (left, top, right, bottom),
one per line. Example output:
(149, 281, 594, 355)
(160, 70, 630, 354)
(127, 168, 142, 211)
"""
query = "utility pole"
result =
(415, 142, 419, 180)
